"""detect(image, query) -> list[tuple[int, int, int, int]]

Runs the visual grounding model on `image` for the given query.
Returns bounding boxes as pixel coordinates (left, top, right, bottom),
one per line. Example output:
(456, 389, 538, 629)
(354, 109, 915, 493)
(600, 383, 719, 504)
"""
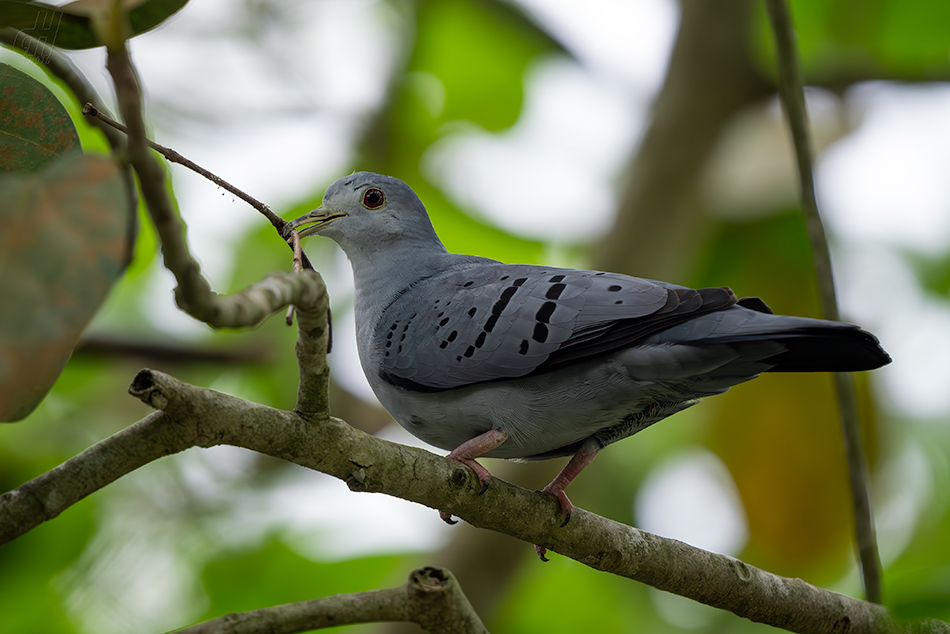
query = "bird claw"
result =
(541, 483, 575, 526)
(439, 511, 458, 525)
(437, 465, 490, 525)
(535, 544, 550, 562)
(445, 429, 508, 494)
(530, 485, 575, 560)
(437, 430, 509, 528)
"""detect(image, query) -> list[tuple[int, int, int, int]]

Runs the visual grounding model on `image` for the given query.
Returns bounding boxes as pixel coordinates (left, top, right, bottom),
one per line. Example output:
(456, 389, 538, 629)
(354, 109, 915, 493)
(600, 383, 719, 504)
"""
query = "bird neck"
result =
(348, 240, 452, 325)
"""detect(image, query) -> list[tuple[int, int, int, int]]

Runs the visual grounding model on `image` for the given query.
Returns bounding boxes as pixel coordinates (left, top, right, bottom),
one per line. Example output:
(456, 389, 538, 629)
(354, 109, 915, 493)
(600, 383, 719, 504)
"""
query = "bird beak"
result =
(283, 205, 347, 238)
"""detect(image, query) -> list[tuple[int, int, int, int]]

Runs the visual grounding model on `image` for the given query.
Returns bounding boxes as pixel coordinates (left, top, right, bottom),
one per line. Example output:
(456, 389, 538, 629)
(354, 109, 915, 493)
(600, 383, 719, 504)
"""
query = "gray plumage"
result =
(286, 172, 890, 526)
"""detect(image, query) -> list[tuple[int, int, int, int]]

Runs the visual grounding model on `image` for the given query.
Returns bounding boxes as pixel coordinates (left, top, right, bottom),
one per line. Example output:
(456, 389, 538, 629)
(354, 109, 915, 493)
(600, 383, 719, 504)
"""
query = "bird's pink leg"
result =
(535, 441, 600, 561)
(440, 429, 509, 524)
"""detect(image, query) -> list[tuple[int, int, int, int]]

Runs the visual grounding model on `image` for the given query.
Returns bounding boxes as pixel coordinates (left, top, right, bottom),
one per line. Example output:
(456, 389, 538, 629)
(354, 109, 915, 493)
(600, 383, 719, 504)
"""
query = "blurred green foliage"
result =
(753, 0, 950, 79)
(2, 0, 950, 632)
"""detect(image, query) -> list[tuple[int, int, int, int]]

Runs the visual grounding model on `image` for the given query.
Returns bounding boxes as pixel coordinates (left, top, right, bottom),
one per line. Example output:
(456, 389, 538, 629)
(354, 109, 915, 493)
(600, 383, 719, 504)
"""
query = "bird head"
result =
(284, 172, 443, 256)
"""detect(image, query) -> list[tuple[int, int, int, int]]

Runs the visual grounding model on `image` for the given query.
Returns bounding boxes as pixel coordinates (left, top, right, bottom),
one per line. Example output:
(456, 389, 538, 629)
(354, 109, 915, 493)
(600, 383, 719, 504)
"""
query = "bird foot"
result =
(447, 455, 493, 494)
(438, 455, 492, 525)
(439, 429, 510, 525)
(533, 444, 599, 560)
(532, 483, 575, 561)
(445, 428, 509, 494)
(541, 483, 575, 527)
(439, 511, 458, 525)
(535, 544, 550, 562)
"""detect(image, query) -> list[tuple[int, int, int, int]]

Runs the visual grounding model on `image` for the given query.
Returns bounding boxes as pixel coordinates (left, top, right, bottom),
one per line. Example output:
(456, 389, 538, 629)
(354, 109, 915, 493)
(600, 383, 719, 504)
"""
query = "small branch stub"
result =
(128, 368, 166, 409)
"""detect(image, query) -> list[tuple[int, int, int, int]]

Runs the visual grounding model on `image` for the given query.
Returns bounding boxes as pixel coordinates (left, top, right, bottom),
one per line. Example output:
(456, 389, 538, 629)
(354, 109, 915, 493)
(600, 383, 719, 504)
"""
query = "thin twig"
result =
(82, 103, 277, 221)
(82, 102, 314, 273)
(285, 231, 305, 325)
(292, 230, 304, 274)
(764, 0, 883, 603)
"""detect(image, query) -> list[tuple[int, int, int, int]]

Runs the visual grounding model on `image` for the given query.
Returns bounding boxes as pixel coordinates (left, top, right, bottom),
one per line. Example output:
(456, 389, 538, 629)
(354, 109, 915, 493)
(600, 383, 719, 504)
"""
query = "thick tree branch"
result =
(173, 567, 487, 634)
(1, 366, 942, 633)
(293, 276, 332, 419)
(0, 411, 184, 544)
(765, 0, 882, 603)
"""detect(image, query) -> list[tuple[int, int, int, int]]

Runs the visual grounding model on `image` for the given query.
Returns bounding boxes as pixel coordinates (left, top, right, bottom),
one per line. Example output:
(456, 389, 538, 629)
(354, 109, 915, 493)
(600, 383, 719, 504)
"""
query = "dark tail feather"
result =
(750, 327, 890, 372)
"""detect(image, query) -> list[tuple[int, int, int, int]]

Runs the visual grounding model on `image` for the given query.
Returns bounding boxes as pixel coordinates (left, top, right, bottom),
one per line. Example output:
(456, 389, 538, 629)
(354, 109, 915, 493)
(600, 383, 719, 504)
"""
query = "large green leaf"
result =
(0, 0, 189, 50)
(0, 153, 129, 421)
(0, 62, 81, 172)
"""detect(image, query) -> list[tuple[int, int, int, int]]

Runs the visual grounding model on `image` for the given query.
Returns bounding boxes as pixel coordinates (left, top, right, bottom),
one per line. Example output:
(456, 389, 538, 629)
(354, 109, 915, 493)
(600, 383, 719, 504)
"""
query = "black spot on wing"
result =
(382, 270, 738, 394)
(533, 323, 548, 342)
(493, 286, 518, 315)
(536, 301, 556, 323)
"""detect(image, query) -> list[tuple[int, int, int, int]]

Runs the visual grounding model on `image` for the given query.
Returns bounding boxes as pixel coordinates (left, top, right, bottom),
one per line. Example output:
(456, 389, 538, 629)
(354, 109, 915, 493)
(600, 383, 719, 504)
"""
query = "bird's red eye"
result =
(362, 188, 385, 209)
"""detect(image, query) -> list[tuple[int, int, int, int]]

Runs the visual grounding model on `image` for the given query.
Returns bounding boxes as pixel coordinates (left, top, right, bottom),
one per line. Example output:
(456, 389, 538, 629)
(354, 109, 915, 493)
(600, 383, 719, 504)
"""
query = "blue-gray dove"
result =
(286, 172, 890, 542)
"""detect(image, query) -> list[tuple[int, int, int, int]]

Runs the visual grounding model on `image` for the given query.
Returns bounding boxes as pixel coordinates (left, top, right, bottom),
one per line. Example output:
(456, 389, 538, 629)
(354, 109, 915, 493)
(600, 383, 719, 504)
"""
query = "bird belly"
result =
(369, 352, 704, 460)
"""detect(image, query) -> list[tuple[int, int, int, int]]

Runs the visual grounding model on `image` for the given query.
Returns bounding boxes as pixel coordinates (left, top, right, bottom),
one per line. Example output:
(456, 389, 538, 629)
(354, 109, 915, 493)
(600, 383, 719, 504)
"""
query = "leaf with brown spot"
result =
(0, 153, 130, 421)
(0, 63, 81, 173)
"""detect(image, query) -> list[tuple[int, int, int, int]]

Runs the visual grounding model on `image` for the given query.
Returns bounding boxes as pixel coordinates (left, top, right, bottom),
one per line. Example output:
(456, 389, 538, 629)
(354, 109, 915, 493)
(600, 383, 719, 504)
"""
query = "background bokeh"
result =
(2, 0, 950, 632)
